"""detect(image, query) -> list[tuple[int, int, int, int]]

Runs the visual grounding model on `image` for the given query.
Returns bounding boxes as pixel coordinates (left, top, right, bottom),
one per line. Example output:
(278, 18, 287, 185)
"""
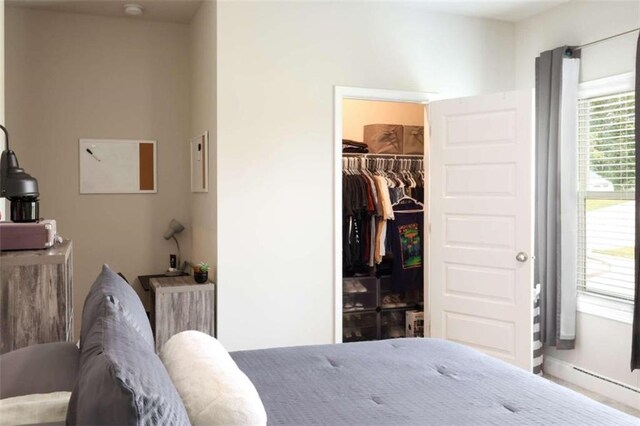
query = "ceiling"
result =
(5, 0, 570, 24)
(418, 0, 570, 22)
(5, 0, 204, 24)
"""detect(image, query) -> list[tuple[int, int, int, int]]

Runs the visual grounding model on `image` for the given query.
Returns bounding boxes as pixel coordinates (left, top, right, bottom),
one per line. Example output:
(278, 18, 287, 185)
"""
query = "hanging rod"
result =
(342, 153, 424, 159)
(574, 27, 640, 51)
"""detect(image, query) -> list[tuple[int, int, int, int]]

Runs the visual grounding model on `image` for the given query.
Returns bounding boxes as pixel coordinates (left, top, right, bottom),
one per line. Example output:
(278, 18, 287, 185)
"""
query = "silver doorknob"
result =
(516, 252, 529, 262)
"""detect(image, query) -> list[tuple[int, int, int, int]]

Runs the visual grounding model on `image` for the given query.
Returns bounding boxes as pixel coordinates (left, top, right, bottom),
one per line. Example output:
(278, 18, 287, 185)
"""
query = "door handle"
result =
(516, 252, 529, 263)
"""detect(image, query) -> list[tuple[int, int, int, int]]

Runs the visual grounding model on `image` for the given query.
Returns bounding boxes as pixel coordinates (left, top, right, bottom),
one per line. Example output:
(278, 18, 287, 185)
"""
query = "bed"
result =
(5, 266, 637, 425)
(231, 338, 639, 425)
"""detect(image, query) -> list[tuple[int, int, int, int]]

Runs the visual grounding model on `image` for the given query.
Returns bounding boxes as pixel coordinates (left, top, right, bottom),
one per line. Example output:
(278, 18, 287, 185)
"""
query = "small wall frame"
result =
(79, 139, 157, 194)
(190, 131, 209, 193)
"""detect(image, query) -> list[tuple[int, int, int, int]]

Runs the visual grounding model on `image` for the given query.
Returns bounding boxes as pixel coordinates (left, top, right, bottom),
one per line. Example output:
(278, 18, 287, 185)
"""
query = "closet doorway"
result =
(338, 93, 430, 344)
(334, 87, 535, 372)
(333, 87, 434, 345)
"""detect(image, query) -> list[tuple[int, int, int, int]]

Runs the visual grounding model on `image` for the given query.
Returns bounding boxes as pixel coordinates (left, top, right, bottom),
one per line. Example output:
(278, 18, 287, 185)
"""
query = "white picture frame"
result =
(190, 131, 209, 193)
(79, 139, 157, 194)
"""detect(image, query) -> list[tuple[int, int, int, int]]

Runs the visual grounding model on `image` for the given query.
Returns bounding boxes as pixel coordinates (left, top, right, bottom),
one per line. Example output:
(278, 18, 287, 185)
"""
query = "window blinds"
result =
(577, 91, 635, 301)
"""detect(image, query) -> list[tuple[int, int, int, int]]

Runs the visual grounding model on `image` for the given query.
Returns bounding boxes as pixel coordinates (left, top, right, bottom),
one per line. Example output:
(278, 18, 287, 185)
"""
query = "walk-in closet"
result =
(341, 100, 427, 342)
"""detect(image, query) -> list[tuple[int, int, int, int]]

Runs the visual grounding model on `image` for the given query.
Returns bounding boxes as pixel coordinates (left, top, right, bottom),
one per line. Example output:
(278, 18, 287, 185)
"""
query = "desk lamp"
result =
(0, 125, 40, 222)
(163, 219, 185, 275)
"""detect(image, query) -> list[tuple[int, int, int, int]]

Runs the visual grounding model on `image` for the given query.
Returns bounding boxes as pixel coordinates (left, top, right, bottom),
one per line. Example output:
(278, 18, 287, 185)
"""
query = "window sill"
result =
(576, 291, 634, 325)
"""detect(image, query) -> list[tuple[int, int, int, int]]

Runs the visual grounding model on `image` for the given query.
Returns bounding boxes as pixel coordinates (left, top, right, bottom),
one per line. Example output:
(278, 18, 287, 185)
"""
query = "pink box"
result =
(0, 219, 57, 251)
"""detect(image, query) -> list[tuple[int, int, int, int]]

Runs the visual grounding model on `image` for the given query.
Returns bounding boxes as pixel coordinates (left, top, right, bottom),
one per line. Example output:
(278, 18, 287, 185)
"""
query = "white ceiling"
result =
(5, 0, 570, 24)
(6, 0, 204, 24)
(418, 0, 570, 22)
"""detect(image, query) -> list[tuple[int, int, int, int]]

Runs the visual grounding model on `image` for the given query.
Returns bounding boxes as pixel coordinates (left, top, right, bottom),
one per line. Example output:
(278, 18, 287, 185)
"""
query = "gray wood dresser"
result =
(150, 276, 216, 353)
(0, 240, 73, 354)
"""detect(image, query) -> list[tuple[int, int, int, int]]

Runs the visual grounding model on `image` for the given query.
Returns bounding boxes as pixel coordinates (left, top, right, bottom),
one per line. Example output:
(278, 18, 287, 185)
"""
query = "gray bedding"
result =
(231, 338, 639, 425)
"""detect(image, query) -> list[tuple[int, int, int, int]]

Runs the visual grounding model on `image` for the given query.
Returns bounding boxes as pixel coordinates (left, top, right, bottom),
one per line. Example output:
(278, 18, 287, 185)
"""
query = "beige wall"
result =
(217, 1, 515, 351)
(515, 0, 640, 390)
(189, 0, 217, 277)
(5, 8, 192, 336)
(342, 100, 424, 142)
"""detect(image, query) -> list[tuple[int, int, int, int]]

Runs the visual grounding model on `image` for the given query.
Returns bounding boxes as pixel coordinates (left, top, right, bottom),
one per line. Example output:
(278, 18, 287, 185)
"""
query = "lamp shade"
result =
(0, 124, 40, 222)
(163, 219, 185, 240)
(0, 150, 39, 199)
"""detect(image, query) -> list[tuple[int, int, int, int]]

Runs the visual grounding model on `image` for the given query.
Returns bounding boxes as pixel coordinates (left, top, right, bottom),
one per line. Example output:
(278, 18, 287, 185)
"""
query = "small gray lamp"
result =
(163, 219, 185, 275)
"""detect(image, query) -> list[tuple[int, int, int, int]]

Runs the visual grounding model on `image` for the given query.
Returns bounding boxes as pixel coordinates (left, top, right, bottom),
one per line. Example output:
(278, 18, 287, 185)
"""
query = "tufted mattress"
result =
(231, 338, 639, 425)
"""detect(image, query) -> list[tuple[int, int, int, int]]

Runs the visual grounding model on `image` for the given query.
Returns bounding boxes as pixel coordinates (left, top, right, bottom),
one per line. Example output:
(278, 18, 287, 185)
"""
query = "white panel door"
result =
(429, 91, 533, 371)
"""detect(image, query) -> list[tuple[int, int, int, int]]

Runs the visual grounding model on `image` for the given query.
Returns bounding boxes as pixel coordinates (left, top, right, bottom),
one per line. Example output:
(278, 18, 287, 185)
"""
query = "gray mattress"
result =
(231, 338, 639, 425)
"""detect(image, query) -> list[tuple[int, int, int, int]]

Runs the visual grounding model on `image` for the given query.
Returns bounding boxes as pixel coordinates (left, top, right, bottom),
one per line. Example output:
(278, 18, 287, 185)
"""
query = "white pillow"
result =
(0, 391, 71, 426)
(160, 331, 267, 426)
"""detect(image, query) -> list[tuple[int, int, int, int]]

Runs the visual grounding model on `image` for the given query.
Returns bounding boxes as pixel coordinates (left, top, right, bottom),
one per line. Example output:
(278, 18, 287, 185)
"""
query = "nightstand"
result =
(149, 276, 216, 353)
(0, 240, 74, 354)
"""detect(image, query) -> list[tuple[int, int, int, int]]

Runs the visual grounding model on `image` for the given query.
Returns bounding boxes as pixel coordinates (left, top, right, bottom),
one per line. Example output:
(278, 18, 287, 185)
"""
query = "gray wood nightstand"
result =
(150, 276, 216, 353)
(0, 240, 73, 354)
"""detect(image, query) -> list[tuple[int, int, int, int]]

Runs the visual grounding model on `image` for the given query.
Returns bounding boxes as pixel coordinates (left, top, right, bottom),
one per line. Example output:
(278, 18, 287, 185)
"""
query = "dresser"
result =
(0, 240, 73, 354)
(150, 276, 216, 353)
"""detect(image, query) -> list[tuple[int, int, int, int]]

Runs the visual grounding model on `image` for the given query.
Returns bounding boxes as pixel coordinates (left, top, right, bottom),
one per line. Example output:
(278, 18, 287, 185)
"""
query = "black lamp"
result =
(0, 125, 40, 222)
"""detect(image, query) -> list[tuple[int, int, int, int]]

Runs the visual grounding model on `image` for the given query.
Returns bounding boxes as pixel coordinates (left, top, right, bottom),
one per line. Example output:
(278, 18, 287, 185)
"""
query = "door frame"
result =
(333, 86, 440, 343)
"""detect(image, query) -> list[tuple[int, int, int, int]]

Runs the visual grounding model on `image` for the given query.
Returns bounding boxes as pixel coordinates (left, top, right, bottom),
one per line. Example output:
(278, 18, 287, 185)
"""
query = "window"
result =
(577, 85, 635, 302)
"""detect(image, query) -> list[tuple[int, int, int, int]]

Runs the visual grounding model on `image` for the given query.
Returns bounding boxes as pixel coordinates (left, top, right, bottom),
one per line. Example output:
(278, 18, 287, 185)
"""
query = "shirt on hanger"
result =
(386, 202, 424, 293)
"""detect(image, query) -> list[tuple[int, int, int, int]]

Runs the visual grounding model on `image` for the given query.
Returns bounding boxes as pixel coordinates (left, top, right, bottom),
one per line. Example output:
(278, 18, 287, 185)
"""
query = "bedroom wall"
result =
(342, 100, 424, 143)
(515, 0, 638, 88)
(189, 0, 217, 277)
(5, 8, 192, 337)
(515, 0, 640, 389)
(216, 1, 516, 351)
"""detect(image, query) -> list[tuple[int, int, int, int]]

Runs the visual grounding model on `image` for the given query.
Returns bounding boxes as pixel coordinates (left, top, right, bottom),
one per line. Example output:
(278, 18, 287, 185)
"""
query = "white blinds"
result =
(577, 91, 635, 301)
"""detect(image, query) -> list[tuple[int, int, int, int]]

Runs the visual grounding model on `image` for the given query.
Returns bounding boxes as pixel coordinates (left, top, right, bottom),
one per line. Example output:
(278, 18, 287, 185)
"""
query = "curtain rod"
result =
(574, 27, 640, 51)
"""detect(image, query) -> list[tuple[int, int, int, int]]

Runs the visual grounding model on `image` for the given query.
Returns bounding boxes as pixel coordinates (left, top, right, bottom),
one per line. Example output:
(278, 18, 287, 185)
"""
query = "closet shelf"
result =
(342, 153, 423, 159)
(379, 304, 422, 312)
(343, 307, 378, 314)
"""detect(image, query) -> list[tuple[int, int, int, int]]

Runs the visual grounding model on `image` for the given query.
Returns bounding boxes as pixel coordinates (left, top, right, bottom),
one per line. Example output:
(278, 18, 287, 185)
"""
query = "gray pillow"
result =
(80, 264, 153, 349)
(67, 295, 189, 426)
(0, 342, 79, 399)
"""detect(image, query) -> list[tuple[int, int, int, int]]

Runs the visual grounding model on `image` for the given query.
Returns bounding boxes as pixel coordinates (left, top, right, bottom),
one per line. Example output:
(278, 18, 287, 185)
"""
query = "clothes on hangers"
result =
(386, 201, 424, 293)
(342, 156, 424, 277)
(343, 174, 372, 276)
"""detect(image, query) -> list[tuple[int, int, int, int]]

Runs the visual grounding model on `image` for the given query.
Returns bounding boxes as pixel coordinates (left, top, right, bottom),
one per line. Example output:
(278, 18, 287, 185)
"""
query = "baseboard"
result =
(543, 356, 640, 410)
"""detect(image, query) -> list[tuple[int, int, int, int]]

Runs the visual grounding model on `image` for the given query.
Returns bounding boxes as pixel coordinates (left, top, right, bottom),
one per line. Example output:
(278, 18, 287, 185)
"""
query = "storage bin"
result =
(402, 126, 424, 154)
(343, 312, 378, 342)
(343, 277, 376, 294)
(381, 310, 406, 339)
(344, 277, 377, 311)
(379, 276, 423, 308)
(406, 310, 424, 337)
(363, 124, 403, 154)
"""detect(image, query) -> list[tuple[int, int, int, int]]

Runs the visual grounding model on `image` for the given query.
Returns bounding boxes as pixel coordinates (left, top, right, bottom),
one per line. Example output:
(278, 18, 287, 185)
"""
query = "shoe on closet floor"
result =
(391, 294, 407, 307)
(381, 295, 397, 308)
(354, 282, 367, 293)
(344, 281, 357, 294)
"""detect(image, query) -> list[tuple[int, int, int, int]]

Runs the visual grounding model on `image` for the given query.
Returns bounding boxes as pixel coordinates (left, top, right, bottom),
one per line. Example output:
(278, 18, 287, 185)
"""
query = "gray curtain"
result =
(535, 46, 581, 350)
(632, 33, 640, 372)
